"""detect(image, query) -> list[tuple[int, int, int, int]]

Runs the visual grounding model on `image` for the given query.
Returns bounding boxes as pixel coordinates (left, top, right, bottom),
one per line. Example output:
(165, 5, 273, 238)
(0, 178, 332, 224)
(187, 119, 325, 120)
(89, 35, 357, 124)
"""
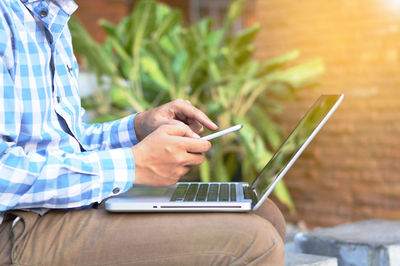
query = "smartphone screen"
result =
(200, 124, 243, 141)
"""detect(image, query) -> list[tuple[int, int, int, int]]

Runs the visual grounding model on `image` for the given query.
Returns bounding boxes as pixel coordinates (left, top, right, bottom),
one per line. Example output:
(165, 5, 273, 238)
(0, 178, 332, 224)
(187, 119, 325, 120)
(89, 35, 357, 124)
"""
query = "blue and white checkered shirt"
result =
(0, 0, 137, 223)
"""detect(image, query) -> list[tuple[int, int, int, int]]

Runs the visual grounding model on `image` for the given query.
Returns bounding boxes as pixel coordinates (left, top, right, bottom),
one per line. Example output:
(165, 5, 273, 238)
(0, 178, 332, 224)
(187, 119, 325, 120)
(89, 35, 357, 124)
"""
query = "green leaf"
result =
(259, 98, 285, 114)
(112, 85, 150, 112)
(111, 86, 132, 109)
(223, 0, 246, 31)
(107, 35, 131, 66)
(196, 18, 213, 37)
(69, 16, 116, 77)
(234, 116, 273, 170)
(158, 36, 176, 55)
(276, 58, 325, 88)
(227, 23, 260, 51)
(240, 152, 256, 183)
(99, 19, 117, 39)
(257, 50, 300, 77)
(140, 55, 170, 91)
(172, 50, 188, 80)
(126, 0, 157, 53)
(204, 30, 224, 51)
(232, 46, 255, 65)
(152, 9, 182, 41)
(199, 157, 210, 182)
(225, 153, 239, 178)
(214, 157, 230, 182)
(266, 82, 295, 100)
(248, 105, 283, 150)
(273, 181, 296, 213)
(90, 113, 123, 123)
(146, 42, 177, 97)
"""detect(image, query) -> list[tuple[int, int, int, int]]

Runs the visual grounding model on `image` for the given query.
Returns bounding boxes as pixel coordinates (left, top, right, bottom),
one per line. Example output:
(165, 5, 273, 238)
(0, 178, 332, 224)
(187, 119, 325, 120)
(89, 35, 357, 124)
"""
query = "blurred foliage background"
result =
(69, 0, 324, 212)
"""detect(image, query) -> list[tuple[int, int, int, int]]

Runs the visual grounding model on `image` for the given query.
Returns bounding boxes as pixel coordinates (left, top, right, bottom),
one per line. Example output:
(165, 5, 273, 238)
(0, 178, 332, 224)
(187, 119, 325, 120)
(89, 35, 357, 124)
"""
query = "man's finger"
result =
(166, 120, 200, 138)
(183, 153, 205, 166)
(174, 137, 211, 153)
(187, 117, 204, 134)
(160, 123, 201, 139)
(173, 99, 218, 131)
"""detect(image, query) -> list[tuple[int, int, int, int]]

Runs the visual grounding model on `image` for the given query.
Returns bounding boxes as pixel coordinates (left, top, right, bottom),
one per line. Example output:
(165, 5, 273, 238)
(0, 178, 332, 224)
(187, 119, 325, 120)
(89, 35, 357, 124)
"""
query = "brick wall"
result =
(255, 0, 400, 227)
(74, 0, 128, 43)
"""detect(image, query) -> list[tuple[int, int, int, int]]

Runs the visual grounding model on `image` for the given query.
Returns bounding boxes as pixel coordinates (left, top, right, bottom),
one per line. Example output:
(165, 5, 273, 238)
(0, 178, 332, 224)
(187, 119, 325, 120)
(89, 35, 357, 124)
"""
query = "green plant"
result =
(69, 0, 324, 212)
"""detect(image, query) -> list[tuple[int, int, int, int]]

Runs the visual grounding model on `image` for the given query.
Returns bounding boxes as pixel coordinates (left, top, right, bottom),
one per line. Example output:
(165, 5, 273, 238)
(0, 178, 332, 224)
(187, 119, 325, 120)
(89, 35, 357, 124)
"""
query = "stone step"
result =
(285, 241, 298, 253)
(285, 252, 338, 266)
(294, 219, 400, 266)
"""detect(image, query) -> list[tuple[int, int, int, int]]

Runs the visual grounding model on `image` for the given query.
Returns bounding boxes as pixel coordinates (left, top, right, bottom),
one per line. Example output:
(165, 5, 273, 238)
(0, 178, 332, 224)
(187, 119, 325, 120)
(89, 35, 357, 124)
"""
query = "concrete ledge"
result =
(294, 219, 400, 266)
(285, 252, 338, 266)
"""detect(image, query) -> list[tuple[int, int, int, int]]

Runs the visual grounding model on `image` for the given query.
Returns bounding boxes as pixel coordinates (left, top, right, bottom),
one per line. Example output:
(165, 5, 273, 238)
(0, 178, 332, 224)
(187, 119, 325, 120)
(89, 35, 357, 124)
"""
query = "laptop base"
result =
(105, 183, 252, 212)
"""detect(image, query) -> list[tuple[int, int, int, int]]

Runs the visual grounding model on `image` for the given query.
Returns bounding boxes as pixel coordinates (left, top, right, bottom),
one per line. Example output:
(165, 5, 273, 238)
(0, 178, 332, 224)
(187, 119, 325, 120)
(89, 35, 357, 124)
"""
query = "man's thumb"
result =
(163, 122, 200, 138)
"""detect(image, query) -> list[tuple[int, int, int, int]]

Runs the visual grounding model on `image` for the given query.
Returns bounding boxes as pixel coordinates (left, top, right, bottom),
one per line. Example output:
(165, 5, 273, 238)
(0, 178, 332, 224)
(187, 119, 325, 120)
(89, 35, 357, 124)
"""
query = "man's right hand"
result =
(131, 123, 212, 187)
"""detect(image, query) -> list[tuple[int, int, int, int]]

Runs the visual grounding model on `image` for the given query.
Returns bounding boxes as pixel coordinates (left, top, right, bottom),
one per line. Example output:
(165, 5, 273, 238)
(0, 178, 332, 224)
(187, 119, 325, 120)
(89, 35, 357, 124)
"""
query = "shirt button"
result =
(112, 187, 120, 194)
(21, 0, 28, 3)
(39, 9, 48, 18)
(56, 96, 61, 103)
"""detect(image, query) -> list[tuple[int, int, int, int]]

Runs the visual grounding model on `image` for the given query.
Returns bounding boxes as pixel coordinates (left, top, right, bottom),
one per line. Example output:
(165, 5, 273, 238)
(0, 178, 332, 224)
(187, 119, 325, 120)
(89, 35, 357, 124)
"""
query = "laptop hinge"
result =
(243, 185, 258, 207)
(250, 187, 259, 206)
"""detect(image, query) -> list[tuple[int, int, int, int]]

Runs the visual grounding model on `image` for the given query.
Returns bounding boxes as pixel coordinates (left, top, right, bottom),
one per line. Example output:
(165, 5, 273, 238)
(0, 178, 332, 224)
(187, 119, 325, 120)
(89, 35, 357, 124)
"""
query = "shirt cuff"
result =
(92, 147, 135, 200)
(109, 113, 139, 148)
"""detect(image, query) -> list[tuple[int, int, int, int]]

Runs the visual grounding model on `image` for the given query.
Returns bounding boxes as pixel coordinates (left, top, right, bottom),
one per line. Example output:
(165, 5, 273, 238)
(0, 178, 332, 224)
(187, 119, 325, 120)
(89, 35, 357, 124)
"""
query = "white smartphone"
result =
(201, 124, 243, 141)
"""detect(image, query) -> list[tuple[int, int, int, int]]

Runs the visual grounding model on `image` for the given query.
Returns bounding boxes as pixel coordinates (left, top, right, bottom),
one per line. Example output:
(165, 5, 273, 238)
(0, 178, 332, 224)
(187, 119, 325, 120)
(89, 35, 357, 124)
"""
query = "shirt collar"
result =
(20, 0, 78, 44)
(21, 0, 78, 15)
(52, 0, 78, 16)
(20, 0, 78, 16)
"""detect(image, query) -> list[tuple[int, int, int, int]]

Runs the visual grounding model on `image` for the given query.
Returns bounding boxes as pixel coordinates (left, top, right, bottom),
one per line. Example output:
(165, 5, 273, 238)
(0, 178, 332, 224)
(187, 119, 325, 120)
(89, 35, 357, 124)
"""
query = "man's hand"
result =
(132, 123, 212, 187)
(134, 99, 218, 141)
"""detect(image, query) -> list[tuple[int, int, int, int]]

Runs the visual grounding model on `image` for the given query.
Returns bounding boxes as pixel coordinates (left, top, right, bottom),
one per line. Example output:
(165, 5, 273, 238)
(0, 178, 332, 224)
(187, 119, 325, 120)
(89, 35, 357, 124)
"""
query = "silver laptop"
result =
(106, 94, 344, 212)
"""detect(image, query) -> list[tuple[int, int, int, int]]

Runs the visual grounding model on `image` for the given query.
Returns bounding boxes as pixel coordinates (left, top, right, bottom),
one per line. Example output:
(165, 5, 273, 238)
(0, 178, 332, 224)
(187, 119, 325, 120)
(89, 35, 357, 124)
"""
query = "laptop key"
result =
(195, 184, 209, 201)
(184, 184, 199, 201)
(230, 184, 236, 201)
(207, 184, 219, 201)
(170, 184, 189, 201)
(219, 184, 229, 201)
(243, 186, 254, 200)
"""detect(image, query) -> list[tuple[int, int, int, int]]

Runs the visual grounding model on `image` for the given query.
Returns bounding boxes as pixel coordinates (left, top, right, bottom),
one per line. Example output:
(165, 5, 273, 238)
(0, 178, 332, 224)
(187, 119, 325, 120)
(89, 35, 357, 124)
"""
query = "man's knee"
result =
(223, 215, 285, 266)
(253, 198, 287, 242)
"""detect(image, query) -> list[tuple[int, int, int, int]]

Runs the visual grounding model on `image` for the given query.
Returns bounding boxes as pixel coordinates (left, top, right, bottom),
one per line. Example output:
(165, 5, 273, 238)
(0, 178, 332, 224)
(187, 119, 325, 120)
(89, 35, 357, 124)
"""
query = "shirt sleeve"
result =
(0, 58, 135, 212)
(79, 113, 140, 151)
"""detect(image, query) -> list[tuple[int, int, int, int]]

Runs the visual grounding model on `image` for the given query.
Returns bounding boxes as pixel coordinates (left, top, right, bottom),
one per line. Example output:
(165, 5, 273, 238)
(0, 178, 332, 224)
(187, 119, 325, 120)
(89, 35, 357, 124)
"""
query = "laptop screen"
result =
(250, 94, 343, 202)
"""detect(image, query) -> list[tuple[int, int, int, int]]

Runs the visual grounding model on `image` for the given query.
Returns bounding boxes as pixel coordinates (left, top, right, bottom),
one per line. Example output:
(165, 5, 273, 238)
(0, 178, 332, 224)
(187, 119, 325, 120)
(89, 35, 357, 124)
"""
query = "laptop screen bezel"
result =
(250, 94, 344, 210)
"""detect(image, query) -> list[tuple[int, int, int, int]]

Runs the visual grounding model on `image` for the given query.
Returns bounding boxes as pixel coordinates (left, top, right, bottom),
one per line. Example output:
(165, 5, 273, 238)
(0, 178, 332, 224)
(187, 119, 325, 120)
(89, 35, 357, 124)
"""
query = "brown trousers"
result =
(0, 199, 285, 266)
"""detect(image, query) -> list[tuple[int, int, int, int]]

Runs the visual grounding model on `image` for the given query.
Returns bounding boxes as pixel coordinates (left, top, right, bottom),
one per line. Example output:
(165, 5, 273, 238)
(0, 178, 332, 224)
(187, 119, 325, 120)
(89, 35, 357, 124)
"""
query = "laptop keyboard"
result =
(170, 183, 241, 202)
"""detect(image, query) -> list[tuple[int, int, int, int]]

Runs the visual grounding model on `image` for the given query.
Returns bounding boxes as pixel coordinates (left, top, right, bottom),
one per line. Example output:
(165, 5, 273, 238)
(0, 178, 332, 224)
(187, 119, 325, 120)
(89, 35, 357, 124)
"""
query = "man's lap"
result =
(0, 198, 285, 266)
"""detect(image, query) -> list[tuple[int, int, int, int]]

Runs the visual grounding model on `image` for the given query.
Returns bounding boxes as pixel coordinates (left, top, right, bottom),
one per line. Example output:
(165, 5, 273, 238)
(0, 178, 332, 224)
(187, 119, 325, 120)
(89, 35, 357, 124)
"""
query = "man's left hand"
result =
(134, 99, 218, 141)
